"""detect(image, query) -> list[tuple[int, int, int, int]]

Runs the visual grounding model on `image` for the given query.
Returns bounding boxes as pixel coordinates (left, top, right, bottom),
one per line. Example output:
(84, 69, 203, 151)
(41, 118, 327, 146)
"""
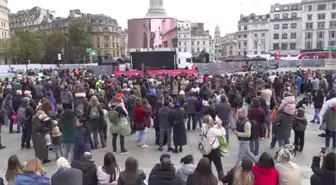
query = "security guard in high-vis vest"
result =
(95, 78, 104, 92)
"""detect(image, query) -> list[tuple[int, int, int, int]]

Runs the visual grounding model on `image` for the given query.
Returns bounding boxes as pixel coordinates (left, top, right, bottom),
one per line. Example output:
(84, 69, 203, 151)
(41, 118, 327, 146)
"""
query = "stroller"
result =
(296, 92, 312, 109)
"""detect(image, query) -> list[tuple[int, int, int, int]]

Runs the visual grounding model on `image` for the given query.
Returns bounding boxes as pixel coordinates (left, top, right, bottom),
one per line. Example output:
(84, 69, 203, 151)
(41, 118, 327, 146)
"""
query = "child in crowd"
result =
(37, 110, 53, 151)
(292, 108, 307, 152)
(51, 120, 63, 159)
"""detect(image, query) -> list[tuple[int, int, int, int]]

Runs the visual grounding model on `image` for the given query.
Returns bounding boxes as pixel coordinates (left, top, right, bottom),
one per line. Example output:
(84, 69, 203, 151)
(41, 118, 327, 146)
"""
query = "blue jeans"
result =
(137, 130, 147, 145)
(249, 138, 260, 156)
(278, 138, 290, 147)
(54, 145, 63, 158)
(313, 108, 321, 122)
(63, 143, 74, 161)
(224, 125, 229, 143)
(325, 129, 336, 148)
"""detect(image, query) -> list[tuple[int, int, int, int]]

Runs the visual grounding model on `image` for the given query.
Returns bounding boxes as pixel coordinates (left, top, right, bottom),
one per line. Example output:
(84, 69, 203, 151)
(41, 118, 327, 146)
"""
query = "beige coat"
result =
(275, 162, 301, 185)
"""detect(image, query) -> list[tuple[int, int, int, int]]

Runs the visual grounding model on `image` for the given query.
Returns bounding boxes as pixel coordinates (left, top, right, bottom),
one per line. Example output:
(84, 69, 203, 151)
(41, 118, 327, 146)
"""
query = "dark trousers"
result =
(8, 115, 14, 133)
(62, 103, 72, 110)
(204, 148, 224, 178)
(112, 134, 125, 152)
(186, 114, 196, 130)
(294, 130, 305, 151)
(326, 129, 336, 148)
(21, 122, 32, 148)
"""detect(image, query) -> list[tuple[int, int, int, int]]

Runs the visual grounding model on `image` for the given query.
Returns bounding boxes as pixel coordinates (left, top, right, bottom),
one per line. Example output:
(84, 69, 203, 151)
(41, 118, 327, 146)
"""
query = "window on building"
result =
(244, 41, 247, 47)
(238, 42, 241, 49)
(305, 42, 312, 49)
(191, 48, 195, 53)
(330, 21, 336, 29)
(305, 32, 313, 39)
(291, 23, 297, 28)
(274, 33, 279, 39)
(178, 48, 181, 52)
(184, 41, 187, 45)
(244, 34, 247, 38)
(203, 41, 206, 45)
(254, 41, 258, 49)
(282, 33, 288, 39)
(184, 48, 187, 52)
(318, 31, 324, 39)
(197, 41, 200, 45)
(275, 7, 281, 11)
(318, 14, 326, 20)
(291, 32, 297, 39)
(332, 13, 336, 19)
(281, 43, 288, 50)
(330, 31, 336, 38)
(307, 14, 313, 20)
(290, 43, 296, 49)
(333, 3, 336, 9)
(282, 24, 288, 29)
(191, 41, 194, 45)
(317, 4, 326, 10)
(238, 26, 241, 31)
(330, 41, 336, 47)
(283, 13, 289, 19)
(273, 43, 280, 50)
(291, 5, 298, 10)
(316, 41, 324, 49)
(197, 48, 200, 52)
(274, 24, 280, 29)
(254, 33, 258, 37)
(317, 22, 325, 29)
(308, 5, 312, 11)
(291, 12, 297, 18)
(283, 6, 289, 11)
(244, 26, 247, 30)
(306, 22, 313, 29)
(274, 14, 280, 19)
(261, 33, 265, 37)
(104, 43, 109, 48)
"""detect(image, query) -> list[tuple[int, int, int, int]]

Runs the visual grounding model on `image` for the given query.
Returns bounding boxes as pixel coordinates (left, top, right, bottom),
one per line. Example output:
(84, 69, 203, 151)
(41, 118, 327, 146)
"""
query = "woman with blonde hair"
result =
(15, 158, 50, 185)
(86, 95, 106, 149)
(221, 159, 254, 185)
(51, 157, 83, 185)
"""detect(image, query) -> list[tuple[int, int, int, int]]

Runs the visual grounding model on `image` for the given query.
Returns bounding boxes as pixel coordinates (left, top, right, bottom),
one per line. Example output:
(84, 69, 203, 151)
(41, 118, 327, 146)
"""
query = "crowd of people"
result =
(0, 68, 335, 185)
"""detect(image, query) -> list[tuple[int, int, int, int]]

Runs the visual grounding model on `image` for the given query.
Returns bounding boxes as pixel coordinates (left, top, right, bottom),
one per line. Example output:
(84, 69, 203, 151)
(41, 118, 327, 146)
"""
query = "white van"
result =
(177, 52, 194, 69)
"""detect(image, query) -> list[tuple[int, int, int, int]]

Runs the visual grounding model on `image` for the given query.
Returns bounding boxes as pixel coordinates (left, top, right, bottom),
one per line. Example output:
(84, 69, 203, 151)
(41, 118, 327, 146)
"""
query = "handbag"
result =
(135, 121, 146, 131)
(198, 129, 216, 155)
(270, 109, 277, 121)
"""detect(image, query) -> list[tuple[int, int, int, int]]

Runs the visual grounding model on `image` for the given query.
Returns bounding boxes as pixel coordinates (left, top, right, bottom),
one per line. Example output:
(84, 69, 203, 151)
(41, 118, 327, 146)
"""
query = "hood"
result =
(154, 168, 176, 184)
(295, 115, 306, 120)
(16, 173, 48, 185)
(179, 164, 196, 177)
(71, 160, 96, 173)
(253, 165, 278, 176)
(53, 168, 78, 182)
(284, 96, 296, 104)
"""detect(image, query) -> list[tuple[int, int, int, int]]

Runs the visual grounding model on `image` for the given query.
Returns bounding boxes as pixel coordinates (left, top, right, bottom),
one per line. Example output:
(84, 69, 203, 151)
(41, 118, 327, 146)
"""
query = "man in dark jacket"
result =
(185, 92, 198, 130)
(71, 152, 98, 185)
(310, 152, 335, 185)
(215, 95, 232, 143)
(148, 157, 180, 185)
(11, 90, 23, 133)
(21, 97, 35, 150)
(158, 99, 173, 152)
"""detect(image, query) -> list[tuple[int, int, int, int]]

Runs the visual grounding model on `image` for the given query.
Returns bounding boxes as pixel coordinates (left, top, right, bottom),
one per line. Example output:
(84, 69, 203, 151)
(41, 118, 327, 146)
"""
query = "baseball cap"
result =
(159, 154, 171, 162)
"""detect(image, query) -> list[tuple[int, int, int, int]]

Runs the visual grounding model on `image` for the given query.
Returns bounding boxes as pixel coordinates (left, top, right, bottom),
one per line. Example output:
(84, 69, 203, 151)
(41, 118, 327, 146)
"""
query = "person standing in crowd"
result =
(185, 92, 198, 130)
(73, 118, 91, 161)
(51, 157, 83, 185)
(176, 155, 196, 185)
(275, 148, 301, 185)
(2, 93, 13, 132)
(171, 102, 187, 153)
(71, 152, 98, 185)
(252, 152, 279, 185)
(32, 111, 50, 164)
(186, 157, 218, 185)
(322, 99, 336, 150)
(234, 108, 257, 166)
(215, 95, 232, 143)
(310, 152, 335, 185)
(312, 76, 320, 95)
(86, 95, 106, 149)
(134, 98, 150, 148)
(5, 155, 23, 185)
(58, 109, 77, 161)
(97, 152, 122, 185)
(60, 84, 73, 110)
(20, 97, 35, 150)
(247, 98, 265, 157)
(118, 157, 147, 185)
(15, 158, 50, 185)
(292, 108, 308, 152)
(312, 89, 324, 124)
(158, 99, 173, 152)
(12, 90, 23, 133)
(201, 115, 224, 179)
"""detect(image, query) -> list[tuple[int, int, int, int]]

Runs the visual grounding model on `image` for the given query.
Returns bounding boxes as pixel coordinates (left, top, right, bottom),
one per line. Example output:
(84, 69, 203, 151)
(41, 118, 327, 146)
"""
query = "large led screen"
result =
(128, 18, 178, 50)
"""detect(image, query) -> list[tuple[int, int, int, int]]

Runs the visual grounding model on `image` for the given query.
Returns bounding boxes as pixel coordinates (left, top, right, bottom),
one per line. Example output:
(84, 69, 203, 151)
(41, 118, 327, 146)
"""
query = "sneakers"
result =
(120, 149, 129, 154)
(310, 120, 315, 123)
(0, 145, 5, 150)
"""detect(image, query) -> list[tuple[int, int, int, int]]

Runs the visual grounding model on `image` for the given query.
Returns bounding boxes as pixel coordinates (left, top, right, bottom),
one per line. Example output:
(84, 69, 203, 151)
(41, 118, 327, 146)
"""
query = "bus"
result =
(297, 51, 336, 59)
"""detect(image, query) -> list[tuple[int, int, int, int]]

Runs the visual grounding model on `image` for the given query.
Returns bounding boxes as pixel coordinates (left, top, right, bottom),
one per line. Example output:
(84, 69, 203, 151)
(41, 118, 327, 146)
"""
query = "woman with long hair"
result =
(118, 157, 146, 185)
(15, 158, 50, 185)
(232, 159, 254, 185)
(252, 152, 279, 185)
(97, 152, 122, 185)
(186, 157, 218, 185)
(58, 109, 77, 161)
(5, 155, 23, 185)
(86, 95, 106, 149)
(133, 98, 151, 148)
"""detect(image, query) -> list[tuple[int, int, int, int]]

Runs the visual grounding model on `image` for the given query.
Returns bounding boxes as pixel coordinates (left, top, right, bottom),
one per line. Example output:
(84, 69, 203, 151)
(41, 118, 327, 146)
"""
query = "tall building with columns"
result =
(145, 0, 168, 18)
(0, 0, 10, 64)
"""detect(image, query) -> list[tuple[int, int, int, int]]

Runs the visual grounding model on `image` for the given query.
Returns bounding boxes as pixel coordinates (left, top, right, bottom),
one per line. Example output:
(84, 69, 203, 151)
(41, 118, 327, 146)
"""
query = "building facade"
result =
(0, 0, 10, 64)
(301, 0, 336, 51)
(218, 33, 238, 57)
(269, 3, 302, 55)
(236, 13, 270, 56)
(120, 29, 128, 55)
(177, 20, 214, 57)
(9, 7, 123, 63)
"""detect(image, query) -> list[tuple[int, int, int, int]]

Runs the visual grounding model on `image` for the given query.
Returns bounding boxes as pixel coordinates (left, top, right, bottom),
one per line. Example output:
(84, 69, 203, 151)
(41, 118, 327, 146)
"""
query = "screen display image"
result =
(128, 18, 178, 50)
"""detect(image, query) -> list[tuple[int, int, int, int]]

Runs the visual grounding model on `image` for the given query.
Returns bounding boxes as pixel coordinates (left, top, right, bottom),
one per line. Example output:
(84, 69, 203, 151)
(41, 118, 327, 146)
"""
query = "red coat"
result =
(133, 106, 151, 130)
(248, 107, 265, 138)
(252, 165, 279, 185)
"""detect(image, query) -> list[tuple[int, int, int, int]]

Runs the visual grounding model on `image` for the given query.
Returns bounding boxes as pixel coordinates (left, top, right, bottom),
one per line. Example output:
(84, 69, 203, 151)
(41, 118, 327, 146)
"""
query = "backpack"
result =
(89, 107, 100, 120)
(105, 87, 116, 101)
(17, 106, 26, 122)
(108, 108, 120, 124)
(198, 129, 216, 155)
(75, 103, 84, 118)
(233, 91, 242, 105)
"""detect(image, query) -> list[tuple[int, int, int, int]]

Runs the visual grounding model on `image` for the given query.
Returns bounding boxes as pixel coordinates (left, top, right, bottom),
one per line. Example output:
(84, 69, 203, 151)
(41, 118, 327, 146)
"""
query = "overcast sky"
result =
(9, 0, 294, 36)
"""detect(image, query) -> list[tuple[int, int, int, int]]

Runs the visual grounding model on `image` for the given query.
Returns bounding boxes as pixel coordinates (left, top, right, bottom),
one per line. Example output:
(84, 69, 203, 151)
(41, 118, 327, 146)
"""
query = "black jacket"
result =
(71, 160, 98, 185)
(148, 164, 180, 185)
(313, 93, 324, 109)
(310, 156, 336, 185)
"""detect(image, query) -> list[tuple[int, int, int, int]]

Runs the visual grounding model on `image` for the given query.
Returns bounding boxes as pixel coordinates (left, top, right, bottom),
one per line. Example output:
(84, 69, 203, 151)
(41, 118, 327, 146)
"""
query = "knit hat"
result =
(297, 107, 305, 117)
(241, 159, 253, 171)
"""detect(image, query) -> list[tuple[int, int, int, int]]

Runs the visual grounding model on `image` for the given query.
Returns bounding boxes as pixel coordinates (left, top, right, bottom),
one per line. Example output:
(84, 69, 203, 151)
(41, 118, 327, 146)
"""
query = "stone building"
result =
(0, 0, 10, 64)
(119, 29, 128, 55)
(9, 7, 123, 63)
(218, 33, 238, 57)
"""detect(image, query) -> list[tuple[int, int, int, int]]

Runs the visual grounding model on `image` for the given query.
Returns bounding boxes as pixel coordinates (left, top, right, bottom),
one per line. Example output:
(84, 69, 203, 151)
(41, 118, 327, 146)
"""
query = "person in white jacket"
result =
(201, 115, 225, 179)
